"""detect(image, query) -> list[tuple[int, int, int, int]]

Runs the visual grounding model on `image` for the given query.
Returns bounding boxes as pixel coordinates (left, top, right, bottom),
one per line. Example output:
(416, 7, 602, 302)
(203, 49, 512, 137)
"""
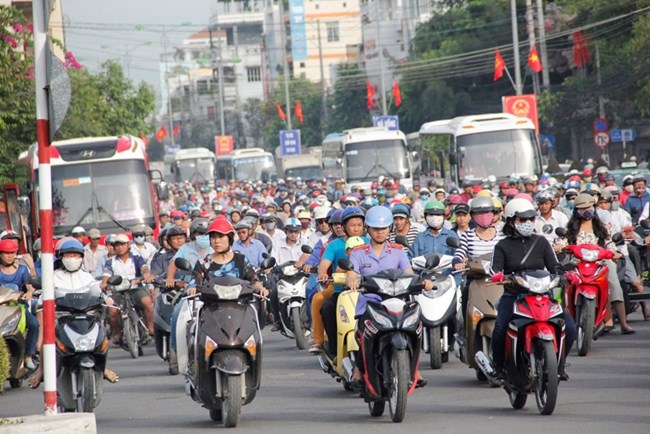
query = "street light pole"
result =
(510, 0, 523, 95)
(375, 1, 387, 115)
(161, 26, 175, 146)
(279, 0, 292, 130)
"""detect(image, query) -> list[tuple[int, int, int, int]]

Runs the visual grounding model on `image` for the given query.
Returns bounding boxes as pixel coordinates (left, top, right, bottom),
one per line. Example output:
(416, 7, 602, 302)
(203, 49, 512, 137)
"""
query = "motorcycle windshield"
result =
(199, 275, 254, 301)
(55, 288, 104, 312)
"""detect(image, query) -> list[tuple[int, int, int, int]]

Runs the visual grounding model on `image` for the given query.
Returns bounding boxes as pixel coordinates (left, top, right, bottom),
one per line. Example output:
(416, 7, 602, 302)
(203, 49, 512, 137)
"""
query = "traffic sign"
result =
(539, 134, 555, 153)
(593, 117, 608, 132)
(279, 130, 301, 156)
(594, 132, 610, 149)
(373, 115, 400, 131)
(610, 129, 637, 142)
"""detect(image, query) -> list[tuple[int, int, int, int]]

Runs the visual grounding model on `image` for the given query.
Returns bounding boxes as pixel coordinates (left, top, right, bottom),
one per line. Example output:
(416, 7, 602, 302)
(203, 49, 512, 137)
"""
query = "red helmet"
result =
(208, 216, 235, 235)
(0, 239, 18, 253)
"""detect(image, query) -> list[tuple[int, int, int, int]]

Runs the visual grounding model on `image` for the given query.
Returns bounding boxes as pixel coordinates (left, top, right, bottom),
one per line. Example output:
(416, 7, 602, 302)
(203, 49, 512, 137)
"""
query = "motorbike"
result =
(51, 275, 122, 413)
(0, 286, 29, 389)
(409, 236, 460, 369)
(175, 257, 273, 427)
(273, 245, 314, 349)
(475, 270, 565, 415)
(153, 281, 183, 362)
(338, 256, 437, 423)
(453, 254, 503, 383)
(317, 272, 359, 392)
(111, 278, 150, 359)
(556, 227, 612, 356)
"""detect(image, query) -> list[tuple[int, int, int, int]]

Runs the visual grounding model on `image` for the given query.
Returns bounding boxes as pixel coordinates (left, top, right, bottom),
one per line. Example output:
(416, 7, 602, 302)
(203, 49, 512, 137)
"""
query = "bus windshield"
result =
(456, 129, 539, 180)
(232, 155, 276, 181)
(345, 140, 409, 182)
(176, 158, 214, 182)
(285, 166, 322, 180)
(49, 159, 155, 236)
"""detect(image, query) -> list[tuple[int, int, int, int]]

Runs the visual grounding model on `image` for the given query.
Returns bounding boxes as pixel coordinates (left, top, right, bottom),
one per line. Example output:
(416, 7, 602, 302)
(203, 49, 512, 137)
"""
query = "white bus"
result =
(322, 127, 415, 190)
(419, 113, 542, 185)
(215, 148, 277, 182)
(169, 147, 216, 183)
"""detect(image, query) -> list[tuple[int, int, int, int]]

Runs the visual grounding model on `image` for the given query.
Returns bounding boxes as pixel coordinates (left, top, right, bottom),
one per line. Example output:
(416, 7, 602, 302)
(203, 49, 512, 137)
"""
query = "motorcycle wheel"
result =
(533, 340, 558, 415)
(221, 374, 243, 428)
(123, 316, 139, 359)
(291, 306, 307, 350)
(508, 389, 527, 409)
(368, 400, 385, 417)
(209, 408, 223, 422)
(388, 349, 409, 423)
(428, 327, 442, 370)
(576, 299, 595, 357)
(9, 378, 22, 389)
(76, 368, 95, 413)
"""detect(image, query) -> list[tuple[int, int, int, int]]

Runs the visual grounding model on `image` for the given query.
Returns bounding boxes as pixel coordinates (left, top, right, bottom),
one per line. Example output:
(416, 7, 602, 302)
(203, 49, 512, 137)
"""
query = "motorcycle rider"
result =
(308, 206, 332, 247)
(260, 213, 286, 246)
(388, 204, 420, 249)
(101, 234, 155, 343)
(150, 226, 187, 280)
(534, 190, 569, 248)
(491, 198, 576, 381)
(624, 174, 650, 224)
(165, 218, 213, 289)
(29, 239, 119, 388)
(130, 225, 157, 264)
(412, 201, 459, 257)
(232, 220, 267, 268)
(0, 239, 38, 370)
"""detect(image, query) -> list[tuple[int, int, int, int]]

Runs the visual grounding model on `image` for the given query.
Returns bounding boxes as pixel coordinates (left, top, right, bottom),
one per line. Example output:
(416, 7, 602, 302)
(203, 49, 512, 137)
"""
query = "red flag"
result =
(276, 103, 286, 121)
(392, 80, 402, 107)
(528, 45, 542, 73)
(155, 126, 167, 142)
(366, 81, 375, 110)
(173, 124, 181, 137)
(294, 100, 304, 124)
(494, 49, 506, 81)
(573, 31, 591, 68)
(139, 133, 149, 146)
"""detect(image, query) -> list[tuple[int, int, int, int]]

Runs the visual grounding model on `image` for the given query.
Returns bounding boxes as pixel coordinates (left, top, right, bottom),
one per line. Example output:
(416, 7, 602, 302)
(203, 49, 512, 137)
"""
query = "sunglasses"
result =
(132, 232, 145, 237)
(516, 216, 535, 222)
(316, 219, 328, 224)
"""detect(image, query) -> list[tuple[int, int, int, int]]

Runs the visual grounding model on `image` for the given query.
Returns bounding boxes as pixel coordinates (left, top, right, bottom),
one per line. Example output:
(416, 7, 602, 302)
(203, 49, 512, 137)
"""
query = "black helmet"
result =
(189, 218, 209, 235)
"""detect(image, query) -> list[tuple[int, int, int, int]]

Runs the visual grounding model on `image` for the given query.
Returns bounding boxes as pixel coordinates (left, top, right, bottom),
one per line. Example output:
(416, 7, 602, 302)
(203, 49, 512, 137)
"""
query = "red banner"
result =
(502, 94, 539, 135)
(215, 135, 234, 156)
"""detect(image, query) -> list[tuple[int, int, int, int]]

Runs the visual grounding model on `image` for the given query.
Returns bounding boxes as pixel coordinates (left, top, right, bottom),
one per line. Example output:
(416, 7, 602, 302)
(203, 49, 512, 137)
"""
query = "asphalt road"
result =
(2, 310, 650, 434)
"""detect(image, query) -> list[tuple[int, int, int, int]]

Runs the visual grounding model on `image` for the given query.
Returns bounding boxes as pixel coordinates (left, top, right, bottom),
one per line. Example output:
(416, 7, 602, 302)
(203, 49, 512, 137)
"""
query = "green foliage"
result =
(327, 64, 372, 133)
(0, 336, 8, 393)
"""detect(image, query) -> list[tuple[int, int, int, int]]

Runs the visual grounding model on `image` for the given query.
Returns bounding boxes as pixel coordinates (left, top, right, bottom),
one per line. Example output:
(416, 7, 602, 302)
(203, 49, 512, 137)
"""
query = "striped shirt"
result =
(452, 228, 505, 265)
(389, 224, 422, 250)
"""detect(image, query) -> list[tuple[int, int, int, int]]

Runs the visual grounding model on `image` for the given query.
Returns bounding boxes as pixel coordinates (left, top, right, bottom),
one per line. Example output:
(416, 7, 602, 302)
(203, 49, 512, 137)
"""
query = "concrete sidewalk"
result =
(0, 413, 96, 433)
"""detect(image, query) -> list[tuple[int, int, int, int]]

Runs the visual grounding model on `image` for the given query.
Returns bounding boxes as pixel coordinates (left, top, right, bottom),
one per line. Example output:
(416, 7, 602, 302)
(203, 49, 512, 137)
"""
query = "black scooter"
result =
(175, 257, 274, 427)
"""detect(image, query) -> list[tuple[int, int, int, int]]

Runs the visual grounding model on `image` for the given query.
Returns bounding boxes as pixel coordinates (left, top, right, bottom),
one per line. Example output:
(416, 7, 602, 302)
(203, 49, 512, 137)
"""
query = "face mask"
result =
(576, 208, 595, 220)
(420, 195, 429, 202)
(196, 235, 210, 249)
(134, 236, 145, 244)
(62, 257, 82, 272)
(473, 213, 493, 228)
(611, 201, 620, 211)
(301, 221, 310, 230)
(635, 188, 645, 195)
(425, 215, 444, 229)
(265, 222, 276, 231)
(514, 221, 535, 237)
(624, 185, 634, 192)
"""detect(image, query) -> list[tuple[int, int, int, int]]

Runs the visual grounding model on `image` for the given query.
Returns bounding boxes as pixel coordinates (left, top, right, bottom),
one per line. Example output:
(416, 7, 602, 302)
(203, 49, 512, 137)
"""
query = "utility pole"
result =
(595, 43, 609, 162)
(526, 0, 540, 95)
(317, 20, 327, 138)
(510, 0, 523, 95)
(216, 24, 227, 136)
(161, 25, 176, 145)
(279, 0, 292, 129)
(375, 0, 387, 115)
(536, 0, 550, 91)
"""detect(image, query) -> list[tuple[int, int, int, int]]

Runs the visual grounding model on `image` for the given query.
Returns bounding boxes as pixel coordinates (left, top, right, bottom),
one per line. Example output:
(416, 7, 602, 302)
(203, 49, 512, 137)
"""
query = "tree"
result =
(243, 98, 266, 148)
(327, 64, 372, 133)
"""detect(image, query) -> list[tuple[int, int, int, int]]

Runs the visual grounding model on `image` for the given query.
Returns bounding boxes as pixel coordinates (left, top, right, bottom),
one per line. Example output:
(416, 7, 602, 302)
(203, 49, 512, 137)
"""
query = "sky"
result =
(60, 0, 217, 96)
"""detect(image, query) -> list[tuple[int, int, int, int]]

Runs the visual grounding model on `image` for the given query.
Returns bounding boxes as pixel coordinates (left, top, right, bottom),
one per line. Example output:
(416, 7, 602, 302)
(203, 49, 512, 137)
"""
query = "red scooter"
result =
(562, 243, 612, 356)
(476, 270, 565, 415)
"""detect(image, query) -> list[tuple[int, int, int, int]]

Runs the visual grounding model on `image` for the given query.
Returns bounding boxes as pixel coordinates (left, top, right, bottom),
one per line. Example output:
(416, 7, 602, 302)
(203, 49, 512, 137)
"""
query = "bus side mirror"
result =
(156, 182, 169, 201)
(336, 158, 342, 168)
(411, 151, 419, 161)
(17, 196, 30, 216)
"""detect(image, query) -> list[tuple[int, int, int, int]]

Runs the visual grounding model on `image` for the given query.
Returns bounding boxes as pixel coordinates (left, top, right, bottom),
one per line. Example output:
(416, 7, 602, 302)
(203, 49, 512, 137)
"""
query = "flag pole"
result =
(503, 67, 518, 95)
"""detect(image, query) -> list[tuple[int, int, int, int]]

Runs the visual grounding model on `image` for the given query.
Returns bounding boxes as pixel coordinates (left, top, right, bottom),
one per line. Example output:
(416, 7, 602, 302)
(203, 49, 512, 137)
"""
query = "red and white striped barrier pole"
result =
(32, 0, 57, 414)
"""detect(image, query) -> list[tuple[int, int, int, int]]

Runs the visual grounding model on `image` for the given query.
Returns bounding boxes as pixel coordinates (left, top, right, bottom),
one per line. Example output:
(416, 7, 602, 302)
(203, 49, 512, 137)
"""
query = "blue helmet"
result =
(285, 217, 301, 232)
(391, 203, 411, 218)
(328, 209, 343, 225)
(341, 206, 365, 224)
(58, 239, 84, 256)
(365, 206, 394, 228)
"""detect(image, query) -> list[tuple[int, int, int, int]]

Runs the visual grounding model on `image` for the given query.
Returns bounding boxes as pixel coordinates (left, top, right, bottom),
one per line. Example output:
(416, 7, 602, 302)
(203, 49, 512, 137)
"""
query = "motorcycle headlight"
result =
(424, 277, 453, 299)
(65, 323, 100, 352)
(526, 276, 552, 294)
(401, 307, 421, 330)
(367, 305, 392, 328)
(0, 312, 20, 336)
(373, 277, 413, 297)
(580, 248, 599, 262)
(214, 284, 242, 300)
(277, 281, 292, 296)
(282, 265, 299, 276)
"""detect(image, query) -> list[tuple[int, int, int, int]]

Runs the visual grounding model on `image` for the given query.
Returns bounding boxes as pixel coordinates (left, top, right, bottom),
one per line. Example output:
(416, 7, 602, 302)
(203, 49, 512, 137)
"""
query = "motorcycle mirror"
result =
(394, 235, 409, 247)
(175, 258, 192, 271)
(562, 262, 577, 271)
(424, 253, 440, 269)
(337, 258, 354, 271)
(301, 244, 313, 255)
(611, 232, 625, 245)
(29, 276, 42, 290)
(641, 219, 650, 230)
(542, 224, 553, 235)
(262, 252, 269, 259)
(481, 259, 493, 275)
(446, 236, 460, 248)
(262, 257, 276, 270)
(555, 227, 567, 237)
(107, 275, 123, 286)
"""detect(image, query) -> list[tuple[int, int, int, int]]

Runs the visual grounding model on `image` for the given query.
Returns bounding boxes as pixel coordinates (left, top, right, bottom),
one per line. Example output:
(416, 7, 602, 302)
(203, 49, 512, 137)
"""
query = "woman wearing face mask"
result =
(490, 198, 575, 380)
(564, 193, 636, 334)
(130, 225, 157, 264)
(452, 196, 506, 320)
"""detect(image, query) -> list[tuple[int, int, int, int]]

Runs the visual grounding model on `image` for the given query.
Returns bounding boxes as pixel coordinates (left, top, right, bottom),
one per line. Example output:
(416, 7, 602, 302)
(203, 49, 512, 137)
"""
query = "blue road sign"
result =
(279, 130, 301, 156)
(611, 129, 637, 142)
(373, 115, 400, 131)
(593, 117, 608, 132)
(539, 134, 555, 153)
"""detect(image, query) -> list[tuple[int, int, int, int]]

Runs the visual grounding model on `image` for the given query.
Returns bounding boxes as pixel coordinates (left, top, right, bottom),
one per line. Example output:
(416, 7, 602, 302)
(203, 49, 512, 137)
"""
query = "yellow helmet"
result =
(345, 236, 366, 250)
(492, 197, 503, 210)
(476, 190, 493, 199)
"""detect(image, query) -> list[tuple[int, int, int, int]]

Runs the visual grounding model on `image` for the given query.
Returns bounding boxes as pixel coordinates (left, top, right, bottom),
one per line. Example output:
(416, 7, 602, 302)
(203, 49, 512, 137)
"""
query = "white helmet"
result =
(314, 206, 332, 220)
(504, 198, 536, 220)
